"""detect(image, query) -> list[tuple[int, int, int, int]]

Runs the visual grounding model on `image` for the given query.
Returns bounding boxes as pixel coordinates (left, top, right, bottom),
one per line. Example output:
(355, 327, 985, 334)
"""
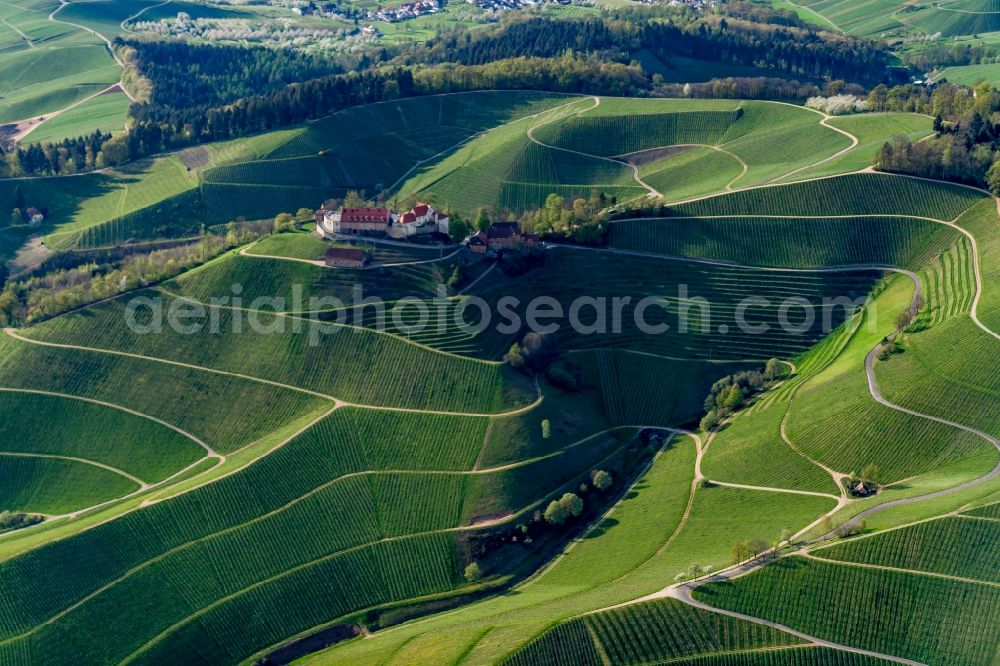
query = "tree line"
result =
(867, 81, 1000, 191)
(395, 11, 893, 85)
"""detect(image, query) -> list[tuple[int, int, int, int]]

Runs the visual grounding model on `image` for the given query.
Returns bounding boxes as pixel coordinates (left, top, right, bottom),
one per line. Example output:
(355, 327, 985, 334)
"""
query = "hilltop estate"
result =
(0, 2, 997, 665)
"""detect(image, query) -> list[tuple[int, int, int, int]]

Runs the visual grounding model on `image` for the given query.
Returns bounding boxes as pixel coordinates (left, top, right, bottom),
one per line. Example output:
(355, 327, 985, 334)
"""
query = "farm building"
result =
(324, 247, 369, 268)
(469, 231, 488, 253)
(487, 222, 521, 251)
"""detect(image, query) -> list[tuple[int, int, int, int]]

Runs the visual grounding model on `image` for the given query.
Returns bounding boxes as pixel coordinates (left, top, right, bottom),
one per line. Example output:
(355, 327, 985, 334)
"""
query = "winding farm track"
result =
(239, 242, 462, 270)
(667, 583, 923, 666)
(525, 96, 662, 198)
(769, 114, 859, 184)
(0, 451, 147, 488)
(799, 550, 1000, 588)
(48, 0, 136, 102)
(0, 423, 650, 652)
(0, 385, 217, 458)
(554, 228, 1000, 664)
(5, 0, 138, 144)
(1, 16, 32, 46)
(120, 0, 171, 32)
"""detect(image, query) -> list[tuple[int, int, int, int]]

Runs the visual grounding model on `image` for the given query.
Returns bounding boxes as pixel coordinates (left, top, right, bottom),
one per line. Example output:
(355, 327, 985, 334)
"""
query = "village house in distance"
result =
(315, 202, 449, 240)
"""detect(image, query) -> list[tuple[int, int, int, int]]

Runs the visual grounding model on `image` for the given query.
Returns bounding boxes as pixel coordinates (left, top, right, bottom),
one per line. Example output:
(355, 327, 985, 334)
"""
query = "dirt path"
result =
(525, 96, 661, 198)
(13, 82, 125, 143)
(120, 0, 171, 32)
(702, 479, 840, 501)
(769, 116, 860, 184)
(239, 242, 462, 271)
(0, 385, 218, 458)
(0, 451, 147, 487)
(799, 550, 999, 588)
(658, 167, 990, 211)
(458, 261, 496, 295)
(2, 328, 540, 419)
(782, 0, 841, 31)
(667, 585, 922, 665)
(2, 16, 33, 46)
(613, 143, 749, 193)
(5, 0, 137, 144)
(48, 1, 135, 101)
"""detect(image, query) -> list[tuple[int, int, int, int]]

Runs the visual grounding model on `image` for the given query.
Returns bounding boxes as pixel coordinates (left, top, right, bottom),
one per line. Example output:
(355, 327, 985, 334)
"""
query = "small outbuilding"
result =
(324, 247, 368, 268)
(469, 231, 489, 254)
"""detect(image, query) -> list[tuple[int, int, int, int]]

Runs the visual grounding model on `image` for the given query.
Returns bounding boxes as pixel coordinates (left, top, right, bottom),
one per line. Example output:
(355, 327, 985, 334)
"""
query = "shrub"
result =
(591, 469, 613, 491)
(464, 561, 483, 582)
(504, 342, 526, 369)
(764, 358, 785, 381)
(0, 511, 43, 533)
(544, 492, 584, 524)
(560, 492, 584, 518)
(544, 499, 569, 525)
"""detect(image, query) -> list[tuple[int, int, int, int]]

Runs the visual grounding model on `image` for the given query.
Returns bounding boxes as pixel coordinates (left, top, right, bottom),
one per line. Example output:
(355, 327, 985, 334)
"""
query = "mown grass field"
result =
(24, 90, 129, 145)
(0, 0, 129, 129)
(0, 43, 118, 123)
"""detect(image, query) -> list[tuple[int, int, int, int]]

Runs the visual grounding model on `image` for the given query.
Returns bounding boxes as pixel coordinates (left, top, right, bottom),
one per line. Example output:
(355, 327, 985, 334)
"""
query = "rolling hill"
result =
(0, 89, 998, 666)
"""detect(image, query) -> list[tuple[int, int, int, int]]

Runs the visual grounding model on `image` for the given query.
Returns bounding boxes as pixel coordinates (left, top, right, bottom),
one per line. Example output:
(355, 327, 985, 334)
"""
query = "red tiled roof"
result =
(401, 212, 417, 224)
(412, 204, 429, 217)
(469, 231, 488, 245)
(341, 207, 390, 224)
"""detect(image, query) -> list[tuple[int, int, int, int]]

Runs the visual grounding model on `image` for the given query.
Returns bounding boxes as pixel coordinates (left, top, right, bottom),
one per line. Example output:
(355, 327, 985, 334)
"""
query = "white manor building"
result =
(316, 203, 449, 240)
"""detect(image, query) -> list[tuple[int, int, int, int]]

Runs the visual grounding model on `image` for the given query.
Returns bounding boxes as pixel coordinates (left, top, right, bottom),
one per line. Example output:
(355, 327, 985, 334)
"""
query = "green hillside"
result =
(694, 557, 1000, 665)
(1, 87, 998, 666)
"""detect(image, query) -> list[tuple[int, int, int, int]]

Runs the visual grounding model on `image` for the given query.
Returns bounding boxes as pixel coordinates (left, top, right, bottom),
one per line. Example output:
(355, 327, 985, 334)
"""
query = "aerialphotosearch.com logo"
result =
(124, 284, 874, 346)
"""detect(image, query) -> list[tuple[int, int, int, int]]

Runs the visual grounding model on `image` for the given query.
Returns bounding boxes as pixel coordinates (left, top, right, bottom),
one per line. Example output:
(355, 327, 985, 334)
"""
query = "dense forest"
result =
(396, 11, 893, 84)
(119, 39, 346, 108)
(869, 81, 1000, 190)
